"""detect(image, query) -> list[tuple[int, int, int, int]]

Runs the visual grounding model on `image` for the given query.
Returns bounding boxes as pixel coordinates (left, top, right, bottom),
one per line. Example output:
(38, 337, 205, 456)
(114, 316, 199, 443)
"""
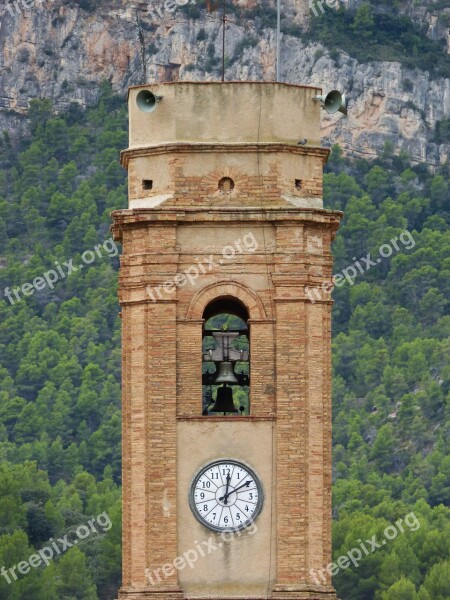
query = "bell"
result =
(215, 361, 238, 384)
(210, 385, 238, 414)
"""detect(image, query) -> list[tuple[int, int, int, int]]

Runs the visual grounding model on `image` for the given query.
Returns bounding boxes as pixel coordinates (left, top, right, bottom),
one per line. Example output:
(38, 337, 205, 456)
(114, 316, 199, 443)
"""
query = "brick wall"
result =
(113, 103, 341, 598)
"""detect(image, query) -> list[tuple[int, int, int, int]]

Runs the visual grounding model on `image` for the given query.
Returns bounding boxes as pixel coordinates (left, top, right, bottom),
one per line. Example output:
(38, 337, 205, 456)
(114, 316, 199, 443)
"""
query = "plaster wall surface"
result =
(127, 82, 322, 149)
(177, 421, 275, 597)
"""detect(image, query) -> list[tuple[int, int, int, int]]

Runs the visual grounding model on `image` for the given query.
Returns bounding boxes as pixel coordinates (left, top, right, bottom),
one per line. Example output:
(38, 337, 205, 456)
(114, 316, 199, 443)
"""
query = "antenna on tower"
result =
(276, 0, 281, 81)
(207, 0, 229, 81)
(221, 0, 227, 81)
(135, 11, 147, 84)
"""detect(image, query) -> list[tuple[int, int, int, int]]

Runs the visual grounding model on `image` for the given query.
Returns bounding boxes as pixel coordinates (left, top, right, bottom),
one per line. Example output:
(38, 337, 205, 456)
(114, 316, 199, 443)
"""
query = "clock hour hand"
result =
(223, 473, 231, 505)
(219, 479, 251, 502)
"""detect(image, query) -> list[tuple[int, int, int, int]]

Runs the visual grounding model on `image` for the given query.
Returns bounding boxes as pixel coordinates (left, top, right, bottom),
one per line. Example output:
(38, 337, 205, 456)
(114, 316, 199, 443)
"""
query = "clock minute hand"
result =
(230, 479, 252, 494)
(219, 479, 251, 502)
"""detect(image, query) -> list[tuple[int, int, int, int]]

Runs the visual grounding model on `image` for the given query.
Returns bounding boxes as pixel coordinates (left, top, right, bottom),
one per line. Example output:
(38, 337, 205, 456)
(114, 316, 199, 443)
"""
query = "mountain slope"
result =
(0, 0, 449, 163)
(0, 89, 449, 599)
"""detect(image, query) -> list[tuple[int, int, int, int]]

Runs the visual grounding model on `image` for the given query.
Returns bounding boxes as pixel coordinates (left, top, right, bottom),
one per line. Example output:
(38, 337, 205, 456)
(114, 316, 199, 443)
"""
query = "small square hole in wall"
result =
(295, 179, 303, 190)
(142, 180, 153, 190)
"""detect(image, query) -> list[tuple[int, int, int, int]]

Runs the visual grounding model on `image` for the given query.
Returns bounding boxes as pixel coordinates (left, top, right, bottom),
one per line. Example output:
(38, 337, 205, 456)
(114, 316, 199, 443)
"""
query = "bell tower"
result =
(112, 82, 342, 600)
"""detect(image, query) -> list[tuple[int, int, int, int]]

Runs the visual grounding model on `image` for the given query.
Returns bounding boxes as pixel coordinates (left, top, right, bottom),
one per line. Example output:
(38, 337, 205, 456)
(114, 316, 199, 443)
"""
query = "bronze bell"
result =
(215, 361, 238, 384)
(210, 385, 238, 414)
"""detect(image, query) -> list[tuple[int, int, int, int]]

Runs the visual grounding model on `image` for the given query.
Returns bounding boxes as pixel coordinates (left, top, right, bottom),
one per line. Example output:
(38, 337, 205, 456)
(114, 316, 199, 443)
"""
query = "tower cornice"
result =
(120, 143, 330, 168)
(112, 207, 342, 223)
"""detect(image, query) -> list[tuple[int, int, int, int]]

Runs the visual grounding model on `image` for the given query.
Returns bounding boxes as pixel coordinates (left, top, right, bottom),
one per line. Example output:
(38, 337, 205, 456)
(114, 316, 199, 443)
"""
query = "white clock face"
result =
(189, 460, 263, 532)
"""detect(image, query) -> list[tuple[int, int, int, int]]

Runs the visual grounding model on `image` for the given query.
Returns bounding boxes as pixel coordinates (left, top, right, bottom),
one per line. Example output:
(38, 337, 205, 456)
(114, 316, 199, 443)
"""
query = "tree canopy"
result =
(0, 85, 449, 599)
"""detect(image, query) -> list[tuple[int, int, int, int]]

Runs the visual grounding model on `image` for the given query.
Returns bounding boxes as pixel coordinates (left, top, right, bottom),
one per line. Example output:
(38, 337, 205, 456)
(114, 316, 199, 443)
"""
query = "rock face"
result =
(0, 0, 449, 165)
(282, 39, 450, 167)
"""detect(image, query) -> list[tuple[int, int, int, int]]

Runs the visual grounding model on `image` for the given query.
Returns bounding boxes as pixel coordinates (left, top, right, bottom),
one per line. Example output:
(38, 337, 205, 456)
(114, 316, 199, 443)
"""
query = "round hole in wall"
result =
(218, 177, 234, 192)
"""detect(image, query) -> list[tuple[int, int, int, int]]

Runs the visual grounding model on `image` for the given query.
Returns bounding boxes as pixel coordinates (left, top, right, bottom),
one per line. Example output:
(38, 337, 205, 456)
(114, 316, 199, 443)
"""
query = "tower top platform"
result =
(125, 81, 323, 152)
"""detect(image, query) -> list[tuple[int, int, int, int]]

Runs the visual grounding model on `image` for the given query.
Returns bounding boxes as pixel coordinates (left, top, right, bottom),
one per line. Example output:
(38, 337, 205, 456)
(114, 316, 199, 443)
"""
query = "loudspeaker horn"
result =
(314, 90, 348, 116)
(136, 90, 163, 113)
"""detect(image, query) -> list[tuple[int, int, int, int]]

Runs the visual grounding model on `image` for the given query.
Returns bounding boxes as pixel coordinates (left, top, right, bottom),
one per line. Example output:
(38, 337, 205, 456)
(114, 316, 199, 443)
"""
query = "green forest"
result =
(305, 1, 450, 78)
(0, 81, 449, 599)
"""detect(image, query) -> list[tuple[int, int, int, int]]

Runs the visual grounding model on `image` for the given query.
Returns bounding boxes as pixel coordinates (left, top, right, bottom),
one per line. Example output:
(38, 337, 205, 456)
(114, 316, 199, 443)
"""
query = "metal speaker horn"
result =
(215, 362, 238, 385)
(136, 90, 163, 113)
(210, 385, 238, 414)
(315, 90, 348, 116)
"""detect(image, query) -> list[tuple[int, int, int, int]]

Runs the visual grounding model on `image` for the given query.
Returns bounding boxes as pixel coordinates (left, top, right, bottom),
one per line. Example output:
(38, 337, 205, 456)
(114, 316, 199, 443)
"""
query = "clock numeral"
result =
(224, 516, 229, 523)
(245, 505, 249, 511)
(202, 481, 211, 488)
(212, 513, 217, 519)
(203, 505, 208, 511)
(211, 472, 219, 480)
(236, 513, 241, 520)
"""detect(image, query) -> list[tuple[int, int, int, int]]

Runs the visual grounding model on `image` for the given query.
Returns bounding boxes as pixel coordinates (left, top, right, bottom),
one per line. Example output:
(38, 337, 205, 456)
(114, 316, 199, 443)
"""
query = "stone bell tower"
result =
(111, 82, 341, 600)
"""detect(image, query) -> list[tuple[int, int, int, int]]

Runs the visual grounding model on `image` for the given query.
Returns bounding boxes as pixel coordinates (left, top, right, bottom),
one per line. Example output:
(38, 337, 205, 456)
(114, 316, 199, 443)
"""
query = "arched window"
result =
(201, 297, 250, 416)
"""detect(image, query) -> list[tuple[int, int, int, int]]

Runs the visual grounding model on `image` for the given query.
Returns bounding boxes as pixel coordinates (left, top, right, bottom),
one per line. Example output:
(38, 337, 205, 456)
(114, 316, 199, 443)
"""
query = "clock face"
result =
(189, 460, 263, 532)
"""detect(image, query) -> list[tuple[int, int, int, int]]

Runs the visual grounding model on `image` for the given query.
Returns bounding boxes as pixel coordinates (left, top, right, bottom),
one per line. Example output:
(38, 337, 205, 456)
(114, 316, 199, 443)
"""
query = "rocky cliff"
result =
(0, 0, 449, 166)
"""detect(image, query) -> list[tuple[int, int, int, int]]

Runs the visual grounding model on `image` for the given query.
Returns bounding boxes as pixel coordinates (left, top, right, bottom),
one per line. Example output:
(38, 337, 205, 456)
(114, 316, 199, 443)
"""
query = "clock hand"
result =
(219, 479, 251, 502)
(223, 473, 231, 505)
